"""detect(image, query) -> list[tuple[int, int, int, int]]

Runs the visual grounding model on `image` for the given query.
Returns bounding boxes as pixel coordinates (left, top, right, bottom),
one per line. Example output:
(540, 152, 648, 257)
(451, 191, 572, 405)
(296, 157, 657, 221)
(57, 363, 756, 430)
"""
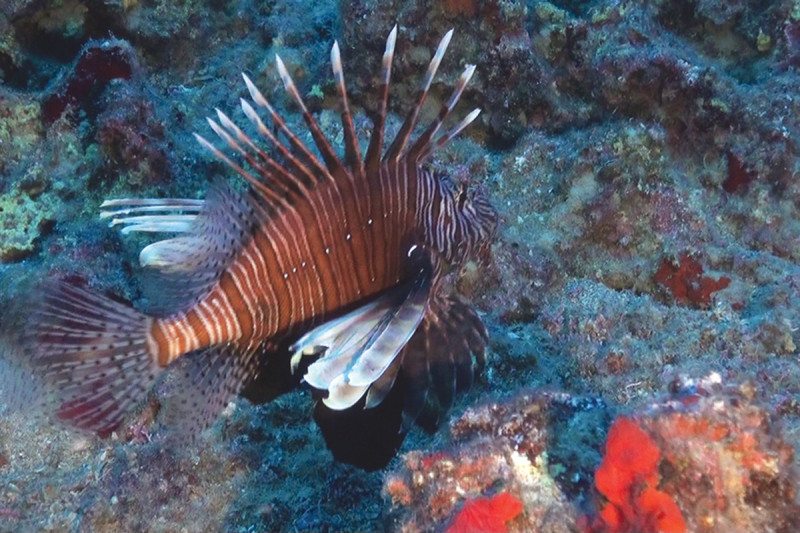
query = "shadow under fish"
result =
(15, 26, 498, 470)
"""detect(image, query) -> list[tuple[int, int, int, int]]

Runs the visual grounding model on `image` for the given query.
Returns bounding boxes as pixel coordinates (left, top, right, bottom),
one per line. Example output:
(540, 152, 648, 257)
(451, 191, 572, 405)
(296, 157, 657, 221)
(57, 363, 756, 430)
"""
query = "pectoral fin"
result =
(293, 262, 432, 410)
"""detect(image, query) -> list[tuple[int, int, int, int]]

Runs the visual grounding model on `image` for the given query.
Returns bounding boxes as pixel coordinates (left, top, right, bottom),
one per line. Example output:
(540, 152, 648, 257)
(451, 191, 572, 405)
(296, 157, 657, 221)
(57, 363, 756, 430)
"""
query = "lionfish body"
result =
(26, 27, 497, 466)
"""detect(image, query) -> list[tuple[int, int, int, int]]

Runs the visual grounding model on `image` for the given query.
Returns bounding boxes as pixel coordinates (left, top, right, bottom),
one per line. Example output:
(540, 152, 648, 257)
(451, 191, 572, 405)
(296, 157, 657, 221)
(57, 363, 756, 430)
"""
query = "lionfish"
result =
(24, 27, 497, 468)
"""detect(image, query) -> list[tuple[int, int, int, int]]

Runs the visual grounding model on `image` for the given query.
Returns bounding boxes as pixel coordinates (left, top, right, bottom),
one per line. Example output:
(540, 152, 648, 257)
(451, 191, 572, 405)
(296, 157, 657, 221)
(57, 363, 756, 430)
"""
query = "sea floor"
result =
(1, 0, 800, 531)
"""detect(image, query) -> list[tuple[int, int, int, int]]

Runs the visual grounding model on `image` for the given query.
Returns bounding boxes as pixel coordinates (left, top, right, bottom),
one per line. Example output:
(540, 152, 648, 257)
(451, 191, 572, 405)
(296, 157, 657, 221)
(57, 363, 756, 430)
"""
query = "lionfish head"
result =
(438, 174, 498, 264)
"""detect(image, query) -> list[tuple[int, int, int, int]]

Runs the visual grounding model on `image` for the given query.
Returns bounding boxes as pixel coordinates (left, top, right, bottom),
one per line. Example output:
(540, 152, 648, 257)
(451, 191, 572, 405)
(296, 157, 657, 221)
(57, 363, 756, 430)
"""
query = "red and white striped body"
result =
(149, 161, 424, 366)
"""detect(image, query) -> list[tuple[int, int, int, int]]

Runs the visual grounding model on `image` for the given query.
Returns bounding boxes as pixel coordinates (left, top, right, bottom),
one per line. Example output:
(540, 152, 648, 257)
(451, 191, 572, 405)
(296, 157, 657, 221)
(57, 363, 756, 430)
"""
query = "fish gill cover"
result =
(1, 0, 800, 532)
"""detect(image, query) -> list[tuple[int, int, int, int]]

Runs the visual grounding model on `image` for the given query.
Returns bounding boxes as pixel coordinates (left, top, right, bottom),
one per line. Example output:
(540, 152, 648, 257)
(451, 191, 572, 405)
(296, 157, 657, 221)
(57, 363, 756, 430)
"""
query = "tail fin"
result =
(25, 282, 161, 437)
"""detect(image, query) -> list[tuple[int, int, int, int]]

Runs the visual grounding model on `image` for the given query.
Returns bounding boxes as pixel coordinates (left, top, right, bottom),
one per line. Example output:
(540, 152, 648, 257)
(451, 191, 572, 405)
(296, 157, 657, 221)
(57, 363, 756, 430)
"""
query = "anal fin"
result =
(156, 342, 260, 439)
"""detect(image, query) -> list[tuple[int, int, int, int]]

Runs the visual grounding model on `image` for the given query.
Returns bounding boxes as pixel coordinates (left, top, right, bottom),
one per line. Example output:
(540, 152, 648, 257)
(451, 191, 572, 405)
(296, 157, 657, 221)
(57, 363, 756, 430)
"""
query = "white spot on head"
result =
(292, 267, 297, 273)
(325, 247, 331, 254)
(301, 261, 307, 267)
(407, 244, 418, 257)
(346, 233, 351, 240)
(367, 218, 373, 225)
(283, 273, 288, 279)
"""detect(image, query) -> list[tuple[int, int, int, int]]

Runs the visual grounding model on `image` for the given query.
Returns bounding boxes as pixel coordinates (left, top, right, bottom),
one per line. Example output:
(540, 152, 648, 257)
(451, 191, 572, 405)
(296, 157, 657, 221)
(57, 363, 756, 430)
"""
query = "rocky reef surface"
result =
(1, 0, 799, 531)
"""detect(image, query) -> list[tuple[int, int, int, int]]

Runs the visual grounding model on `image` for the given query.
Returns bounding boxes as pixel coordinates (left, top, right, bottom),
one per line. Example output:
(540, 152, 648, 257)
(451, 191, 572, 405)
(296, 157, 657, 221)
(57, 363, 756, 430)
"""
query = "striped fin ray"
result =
(241, 74, 333, 185)
(204, 116, 301, 207)
(100, 198, 203, 234)
(363, 347, 403, 408)
(201, 73, 341, 213)
(100, 198, 208, 271)
(2, 299, 67, 418)
(24, 281, 162, 437)
(193, 132, 300, 218)
(331, 40, 364, 177)
(365, 24, 397, 174)
(308, 293, 488, 470)
(384, 29, 454, 163)
(293, 261, 431, 410)
(214, 108, 319, 199)
(417, 108, 481, 163)
(238, 97, 319, 190)
(200, 26, 479, 209)
(406, 63, 476, 163)
(275, 54, 348, 177)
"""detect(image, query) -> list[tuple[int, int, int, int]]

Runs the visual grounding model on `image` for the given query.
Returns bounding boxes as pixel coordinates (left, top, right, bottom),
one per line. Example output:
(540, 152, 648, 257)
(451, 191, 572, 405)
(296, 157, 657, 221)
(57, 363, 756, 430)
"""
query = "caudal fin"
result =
(25, 282, 161, 437)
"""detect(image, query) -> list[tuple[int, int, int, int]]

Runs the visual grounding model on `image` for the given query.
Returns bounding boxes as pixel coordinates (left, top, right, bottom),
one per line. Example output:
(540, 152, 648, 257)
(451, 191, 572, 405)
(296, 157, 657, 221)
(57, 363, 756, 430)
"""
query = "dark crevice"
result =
(4, 0, 135, 94)
(0, 50, 29, 89)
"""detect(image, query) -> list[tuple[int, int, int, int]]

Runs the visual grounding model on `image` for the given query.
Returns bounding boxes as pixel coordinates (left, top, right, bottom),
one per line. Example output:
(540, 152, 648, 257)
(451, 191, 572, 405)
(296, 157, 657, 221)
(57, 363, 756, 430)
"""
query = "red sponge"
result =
(446, 492, 524, 533)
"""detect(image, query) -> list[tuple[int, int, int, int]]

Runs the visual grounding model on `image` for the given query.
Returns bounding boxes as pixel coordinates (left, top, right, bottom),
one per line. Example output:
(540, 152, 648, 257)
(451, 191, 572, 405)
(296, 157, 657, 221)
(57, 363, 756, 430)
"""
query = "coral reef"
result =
(389, 381, 799, 533)
(585, 376, 800, 533)
(0, 183, 56, 262)
(0, 0, 799, 531)
(653, 253, 730, 309)
(384, 392, 611, 532)
(446, 492, 523, 533)
(41, 39, 137, 124)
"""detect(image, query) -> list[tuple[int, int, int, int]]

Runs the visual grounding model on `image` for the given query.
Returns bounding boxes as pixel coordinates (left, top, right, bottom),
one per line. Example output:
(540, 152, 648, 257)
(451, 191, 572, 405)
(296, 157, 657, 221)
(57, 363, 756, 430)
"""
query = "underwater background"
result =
(1, 0, 800, 531)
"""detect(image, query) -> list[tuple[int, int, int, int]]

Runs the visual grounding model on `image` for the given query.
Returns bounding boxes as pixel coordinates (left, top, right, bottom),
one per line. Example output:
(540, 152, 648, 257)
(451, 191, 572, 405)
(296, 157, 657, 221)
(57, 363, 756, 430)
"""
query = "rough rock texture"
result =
(634, 381, 800, 533)
(387, 380, 800, 533)
(384, 392, 610, 532)
(582, 375, 800, 533)
(0, 0, 799, 531)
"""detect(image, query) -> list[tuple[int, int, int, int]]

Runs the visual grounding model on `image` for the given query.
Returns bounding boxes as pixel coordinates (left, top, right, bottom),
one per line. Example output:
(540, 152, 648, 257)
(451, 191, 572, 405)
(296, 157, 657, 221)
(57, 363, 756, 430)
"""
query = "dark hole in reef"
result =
(11, 0, 131, 61)
(8, 0, 134, 91)
(0, 51, 31, 88)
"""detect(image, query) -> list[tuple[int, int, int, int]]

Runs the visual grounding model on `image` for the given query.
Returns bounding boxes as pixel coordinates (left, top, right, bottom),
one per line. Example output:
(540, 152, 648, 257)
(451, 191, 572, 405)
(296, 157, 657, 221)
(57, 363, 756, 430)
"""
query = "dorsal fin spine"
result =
(384, 29, 453, 163)
(275, 54, 347, 176)
(407, 63, 476, 163)
(239, 98, 317, 190)
(331, 41, 364, 178)
(365, 24, 397, 174)
(241, 73, 334, 184)
(215, 109, 307, 198)
(206, 117, 296, 201)
(239, 74, 353, 256)
(418, 107, 481, 162)
(193, 133, 287, 208)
